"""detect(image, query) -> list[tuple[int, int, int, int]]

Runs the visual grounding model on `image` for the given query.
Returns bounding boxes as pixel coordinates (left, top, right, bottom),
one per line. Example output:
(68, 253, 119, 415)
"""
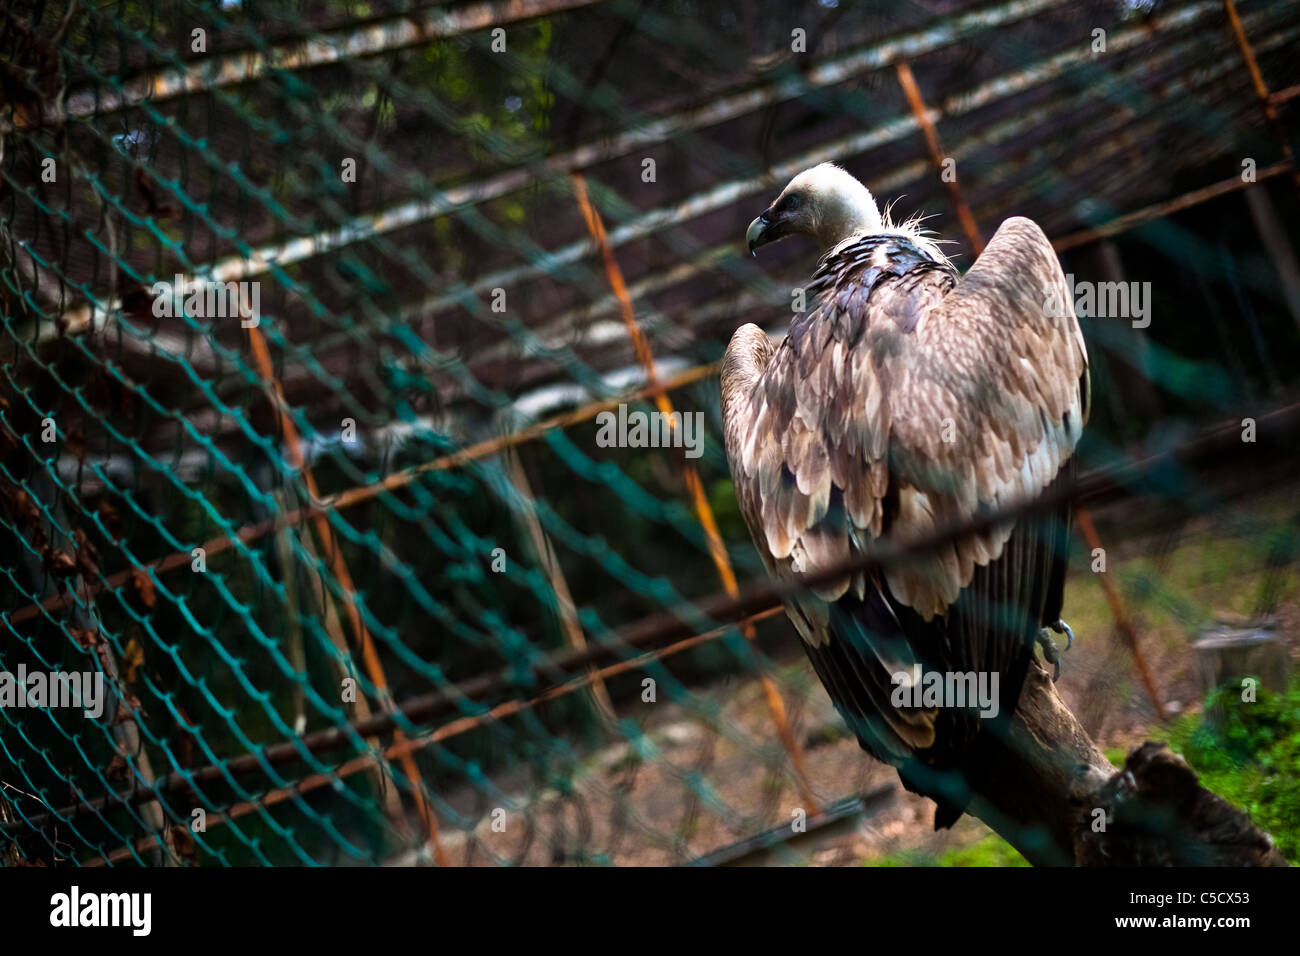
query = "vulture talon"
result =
(1051, 618, 1074, 652)
(1036, 628, 1062, 682)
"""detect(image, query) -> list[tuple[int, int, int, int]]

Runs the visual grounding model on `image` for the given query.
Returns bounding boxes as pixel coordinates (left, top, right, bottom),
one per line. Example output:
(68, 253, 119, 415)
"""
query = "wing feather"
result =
(884, 217, 1087, 616)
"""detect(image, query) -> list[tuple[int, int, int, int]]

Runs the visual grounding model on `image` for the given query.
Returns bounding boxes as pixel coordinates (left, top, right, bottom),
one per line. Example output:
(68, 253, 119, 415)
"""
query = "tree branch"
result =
(960, 661, 1288, 866)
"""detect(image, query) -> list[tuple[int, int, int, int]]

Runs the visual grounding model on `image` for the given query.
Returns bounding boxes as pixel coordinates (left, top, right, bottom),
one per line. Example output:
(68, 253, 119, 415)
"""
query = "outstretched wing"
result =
(721, 217, 1089, 761)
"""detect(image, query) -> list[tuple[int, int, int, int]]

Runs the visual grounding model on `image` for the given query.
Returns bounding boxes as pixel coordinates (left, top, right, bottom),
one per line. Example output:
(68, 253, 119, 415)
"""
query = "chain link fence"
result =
(2, 0, 1299, 866)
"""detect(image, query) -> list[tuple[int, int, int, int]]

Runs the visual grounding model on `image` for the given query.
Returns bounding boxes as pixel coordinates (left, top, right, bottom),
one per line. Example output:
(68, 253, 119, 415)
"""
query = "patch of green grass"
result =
(866, 834, 1030, 867)
(1154, 679, 1300, 863)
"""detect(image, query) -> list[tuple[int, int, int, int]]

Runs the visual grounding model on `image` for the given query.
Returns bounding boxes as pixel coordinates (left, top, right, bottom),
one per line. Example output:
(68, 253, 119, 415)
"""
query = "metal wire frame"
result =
(20, 0, 1251, 344)
(7, 130, 1293, 633)
(12, 0, 606, 128)
(2, 201, 1289, 868)
(5, 0, 1258, 437)
(8, 397, 1297, 848)
(5, 144, 1294, 688)
(2, 0, 1300, 868)
(13, 0, 1277, 473)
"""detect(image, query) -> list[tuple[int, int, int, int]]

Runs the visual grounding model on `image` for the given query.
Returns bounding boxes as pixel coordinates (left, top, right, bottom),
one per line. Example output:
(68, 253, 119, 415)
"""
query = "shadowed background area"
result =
(1, 0, 1299, 866)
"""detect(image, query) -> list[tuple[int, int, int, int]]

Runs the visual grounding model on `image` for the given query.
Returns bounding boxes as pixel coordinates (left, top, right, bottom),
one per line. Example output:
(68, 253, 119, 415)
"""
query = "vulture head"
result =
(746, 163, 884, 256)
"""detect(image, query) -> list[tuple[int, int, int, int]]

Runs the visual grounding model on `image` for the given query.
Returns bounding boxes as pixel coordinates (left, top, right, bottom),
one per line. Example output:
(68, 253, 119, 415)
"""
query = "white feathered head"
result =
(746, 163, 945, 261)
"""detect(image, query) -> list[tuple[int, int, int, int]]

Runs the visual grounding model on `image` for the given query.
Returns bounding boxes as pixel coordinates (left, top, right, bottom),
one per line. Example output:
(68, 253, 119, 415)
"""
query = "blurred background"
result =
(1, 0, 1299, 866)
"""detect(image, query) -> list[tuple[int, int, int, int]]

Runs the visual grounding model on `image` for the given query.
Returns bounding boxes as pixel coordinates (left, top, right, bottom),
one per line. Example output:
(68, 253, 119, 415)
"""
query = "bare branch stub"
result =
(958, 661, 1287, 867)
(1075, 743, 1288, 867)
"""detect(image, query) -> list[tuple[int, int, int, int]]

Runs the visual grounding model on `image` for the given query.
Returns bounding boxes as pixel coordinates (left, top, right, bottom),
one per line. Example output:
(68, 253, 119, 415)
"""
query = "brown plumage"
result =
(723, 164, 1089, 824)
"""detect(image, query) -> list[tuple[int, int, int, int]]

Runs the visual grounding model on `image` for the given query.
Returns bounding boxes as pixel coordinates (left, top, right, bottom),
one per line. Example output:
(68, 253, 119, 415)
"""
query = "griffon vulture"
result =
(721, 163, 1089, 826)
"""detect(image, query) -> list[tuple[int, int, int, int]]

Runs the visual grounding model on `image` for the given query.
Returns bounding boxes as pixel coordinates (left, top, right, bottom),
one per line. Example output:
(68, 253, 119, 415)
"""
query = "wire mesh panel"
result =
(1, 0, 1298, 866)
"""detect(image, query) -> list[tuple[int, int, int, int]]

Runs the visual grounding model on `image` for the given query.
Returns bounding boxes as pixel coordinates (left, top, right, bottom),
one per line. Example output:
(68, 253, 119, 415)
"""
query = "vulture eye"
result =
(783, 194, 801, 212)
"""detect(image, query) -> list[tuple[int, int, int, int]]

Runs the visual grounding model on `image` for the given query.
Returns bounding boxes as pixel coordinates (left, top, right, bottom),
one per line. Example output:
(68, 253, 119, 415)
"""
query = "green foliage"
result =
(1158, 680, 1300, 862)
(1180, 682, 1300, 770)
(410, 21, 555, 160)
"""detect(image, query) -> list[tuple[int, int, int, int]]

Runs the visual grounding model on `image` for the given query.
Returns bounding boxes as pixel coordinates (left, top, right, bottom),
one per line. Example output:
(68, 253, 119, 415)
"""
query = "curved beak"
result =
(746, 213, 771, 256)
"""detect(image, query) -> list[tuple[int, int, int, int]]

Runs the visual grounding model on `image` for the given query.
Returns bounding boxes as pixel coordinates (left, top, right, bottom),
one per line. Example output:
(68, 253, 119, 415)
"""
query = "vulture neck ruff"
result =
(792, 234, 958, 349)
(821, 216, 950, 266)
